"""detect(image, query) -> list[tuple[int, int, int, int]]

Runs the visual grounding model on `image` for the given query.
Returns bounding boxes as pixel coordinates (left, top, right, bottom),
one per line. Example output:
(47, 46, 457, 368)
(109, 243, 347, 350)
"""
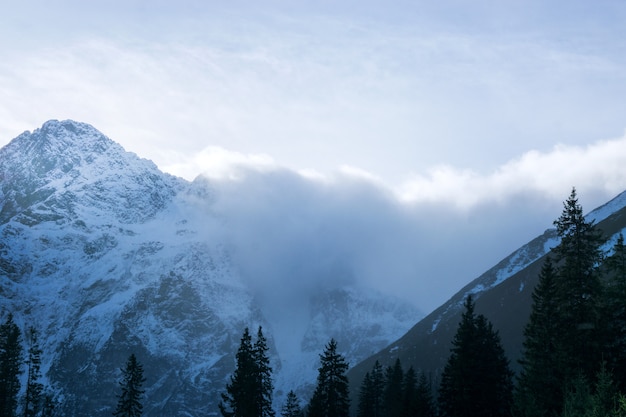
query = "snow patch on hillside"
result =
(588, 190, 626, 224)
(429, 192, 626, 334)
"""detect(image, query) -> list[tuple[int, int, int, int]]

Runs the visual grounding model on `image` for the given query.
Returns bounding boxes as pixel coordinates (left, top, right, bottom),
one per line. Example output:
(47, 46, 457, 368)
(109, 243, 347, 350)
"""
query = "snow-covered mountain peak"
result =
(0, 120, 183, 225)
(7, 120, 116, 176)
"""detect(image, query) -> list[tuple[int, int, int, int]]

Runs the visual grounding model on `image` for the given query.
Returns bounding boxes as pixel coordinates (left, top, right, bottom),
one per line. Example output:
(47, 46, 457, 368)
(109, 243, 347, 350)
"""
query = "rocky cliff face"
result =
(0, 120, 421, 416)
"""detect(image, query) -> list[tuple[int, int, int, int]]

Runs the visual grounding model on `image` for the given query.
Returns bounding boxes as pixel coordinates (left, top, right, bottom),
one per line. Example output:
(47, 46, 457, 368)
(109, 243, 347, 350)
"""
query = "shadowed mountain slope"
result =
(347, 192, 626, 399)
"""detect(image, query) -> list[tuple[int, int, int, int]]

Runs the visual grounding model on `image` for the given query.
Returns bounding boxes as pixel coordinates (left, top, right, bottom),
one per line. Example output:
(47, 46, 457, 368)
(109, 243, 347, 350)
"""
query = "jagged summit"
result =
(4, 120, 116, 175)
(0, 120, 182, 225)
(19, 119, 110, 148)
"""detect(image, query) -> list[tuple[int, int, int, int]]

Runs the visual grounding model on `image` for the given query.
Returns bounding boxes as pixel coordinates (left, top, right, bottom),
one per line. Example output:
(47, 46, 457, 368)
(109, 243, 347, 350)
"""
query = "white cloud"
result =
(164, 146, 277, 181)
(397, 134, 626, 210)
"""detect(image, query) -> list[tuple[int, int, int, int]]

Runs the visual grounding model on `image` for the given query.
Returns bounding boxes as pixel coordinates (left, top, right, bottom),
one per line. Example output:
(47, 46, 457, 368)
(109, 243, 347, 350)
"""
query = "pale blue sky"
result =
(2, 0, 625, 182)
(2, 1, 626, 310)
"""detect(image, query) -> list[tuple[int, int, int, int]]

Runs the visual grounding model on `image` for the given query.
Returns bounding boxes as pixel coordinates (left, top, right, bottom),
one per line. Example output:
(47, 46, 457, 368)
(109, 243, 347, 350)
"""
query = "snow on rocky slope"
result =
(0, 120, 421, 416)
(428, 187, 626, 332)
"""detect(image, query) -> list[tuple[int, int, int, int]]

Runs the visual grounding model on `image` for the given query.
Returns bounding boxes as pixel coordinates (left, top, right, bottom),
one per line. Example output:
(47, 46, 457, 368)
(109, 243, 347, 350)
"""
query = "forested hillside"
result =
(350, 188, 626, 417)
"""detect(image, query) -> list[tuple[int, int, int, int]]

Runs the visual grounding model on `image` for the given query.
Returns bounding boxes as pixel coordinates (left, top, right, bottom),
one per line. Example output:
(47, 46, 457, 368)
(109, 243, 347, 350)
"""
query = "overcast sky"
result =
(2, 1, 626, 312)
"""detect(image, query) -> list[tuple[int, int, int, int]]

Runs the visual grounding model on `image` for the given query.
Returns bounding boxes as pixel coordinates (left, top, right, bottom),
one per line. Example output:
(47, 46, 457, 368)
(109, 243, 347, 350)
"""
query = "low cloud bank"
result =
(195, 134, 626, 314)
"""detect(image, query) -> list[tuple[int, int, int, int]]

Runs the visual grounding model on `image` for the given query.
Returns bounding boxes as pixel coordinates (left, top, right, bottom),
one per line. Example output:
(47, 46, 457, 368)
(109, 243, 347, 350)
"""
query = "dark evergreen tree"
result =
(606, 233, 626, 283)
(220, 328, 257, 417)
(515, 257, 563, 417)
(113, 353, 146, 417)
(438, 295, 513, 417)
(439, 297, 477, 417)
(605, 233, 626, 389)
(413, 372, 436, 417)
(358, 372, 374, 417)
(475, 313, 514, 417)
(401, 367, 417, 417)
(357, 361, 384, 417)
(253, 327, 275, 417)
(0, 313, 23, 417)
(221, 327, 275, 417)
(307, 339, 350, 417)
(558, 364, 625, 417)
(552, 187, 604, 381)
(23, 326, 44, 417)
(281, 390, 303, 417)
(383, 358, 404, 417)
(370, 360, 384, 417)
(589, 362, 619, 417)
(561, 373, 592, 417)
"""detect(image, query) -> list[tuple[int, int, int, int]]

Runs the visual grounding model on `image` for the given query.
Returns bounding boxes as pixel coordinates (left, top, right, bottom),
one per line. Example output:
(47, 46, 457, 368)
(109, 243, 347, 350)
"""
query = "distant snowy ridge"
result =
(588, 190, 626, 224)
